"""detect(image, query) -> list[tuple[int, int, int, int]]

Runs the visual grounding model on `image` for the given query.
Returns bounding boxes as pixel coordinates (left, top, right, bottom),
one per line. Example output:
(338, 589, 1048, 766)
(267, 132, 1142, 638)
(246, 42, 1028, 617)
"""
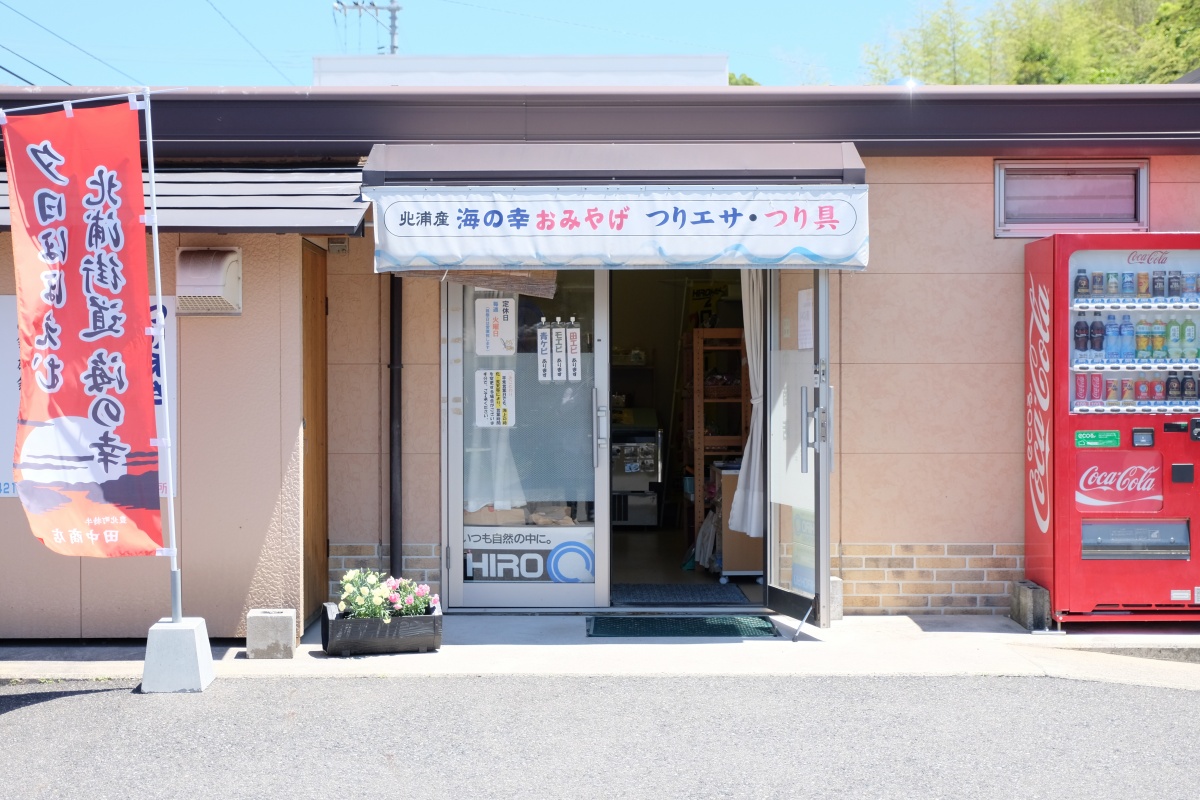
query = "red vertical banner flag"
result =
(2, 102, 162, 557)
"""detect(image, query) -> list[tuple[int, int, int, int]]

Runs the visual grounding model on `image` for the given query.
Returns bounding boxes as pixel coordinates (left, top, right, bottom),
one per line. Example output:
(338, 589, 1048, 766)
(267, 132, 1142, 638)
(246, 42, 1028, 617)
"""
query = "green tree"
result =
(728, 72, 760, 86)
(1133, 1, 1200, 82)
(864, 0, 1176, 84)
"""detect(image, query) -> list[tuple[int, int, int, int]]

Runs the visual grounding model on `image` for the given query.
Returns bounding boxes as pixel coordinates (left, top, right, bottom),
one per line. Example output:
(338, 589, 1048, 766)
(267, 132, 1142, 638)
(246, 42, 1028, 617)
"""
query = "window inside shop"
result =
(995, 160, 1148, 237)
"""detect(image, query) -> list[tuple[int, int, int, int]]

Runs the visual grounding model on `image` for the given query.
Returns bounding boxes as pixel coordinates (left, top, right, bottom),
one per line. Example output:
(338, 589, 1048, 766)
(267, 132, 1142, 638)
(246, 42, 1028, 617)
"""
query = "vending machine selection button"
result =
(1172, 464, 1195, 483)
(1132, 428, 1154, 447)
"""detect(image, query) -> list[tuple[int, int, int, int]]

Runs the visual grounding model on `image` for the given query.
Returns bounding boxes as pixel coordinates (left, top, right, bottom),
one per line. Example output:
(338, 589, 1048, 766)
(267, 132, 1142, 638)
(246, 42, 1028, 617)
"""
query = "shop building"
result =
(1, 84, 1198, 638)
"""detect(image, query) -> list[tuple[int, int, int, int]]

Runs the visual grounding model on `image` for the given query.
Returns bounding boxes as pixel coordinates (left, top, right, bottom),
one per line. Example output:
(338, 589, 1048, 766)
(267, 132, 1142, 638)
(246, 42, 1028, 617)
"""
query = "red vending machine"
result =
(1026, 233, 1200, 623)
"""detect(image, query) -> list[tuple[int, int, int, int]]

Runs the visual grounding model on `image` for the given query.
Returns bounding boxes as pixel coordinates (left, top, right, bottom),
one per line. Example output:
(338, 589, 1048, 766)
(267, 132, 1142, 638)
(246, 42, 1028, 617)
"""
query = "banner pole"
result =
(141, 88, 182, 624)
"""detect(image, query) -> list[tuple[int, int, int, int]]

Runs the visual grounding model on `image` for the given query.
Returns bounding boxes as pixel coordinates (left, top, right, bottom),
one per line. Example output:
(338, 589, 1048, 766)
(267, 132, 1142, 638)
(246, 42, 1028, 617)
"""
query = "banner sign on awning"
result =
(366, 185, 868, 270)
(2, 103, 163, 557)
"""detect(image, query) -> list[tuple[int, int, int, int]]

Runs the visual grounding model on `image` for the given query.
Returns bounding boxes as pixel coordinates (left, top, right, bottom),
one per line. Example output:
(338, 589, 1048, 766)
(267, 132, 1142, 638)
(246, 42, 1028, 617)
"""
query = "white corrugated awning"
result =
(1, 169, 367, 234)
(363, 142, 869, 270)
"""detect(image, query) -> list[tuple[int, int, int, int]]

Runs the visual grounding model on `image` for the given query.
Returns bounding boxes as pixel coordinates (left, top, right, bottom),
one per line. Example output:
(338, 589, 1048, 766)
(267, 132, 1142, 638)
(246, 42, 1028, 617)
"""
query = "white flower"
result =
(367, 574, 378, 585)
(338, 601, 346, 612)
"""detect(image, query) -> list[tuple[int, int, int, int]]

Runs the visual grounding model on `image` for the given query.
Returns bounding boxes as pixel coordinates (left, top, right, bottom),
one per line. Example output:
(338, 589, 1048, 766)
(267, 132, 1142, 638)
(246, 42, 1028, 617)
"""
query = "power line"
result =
(203, 0, 295, 85)
(0, 42, 71, 85)
(0, 59, 32, 85)
(0, 0, 142, 84)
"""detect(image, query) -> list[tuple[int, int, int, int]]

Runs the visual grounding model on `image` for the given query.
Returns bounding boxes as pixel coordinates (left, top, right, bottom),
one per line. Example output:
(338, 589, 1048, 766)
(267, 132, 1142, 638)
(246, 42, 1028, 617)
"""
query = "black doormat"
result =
(611, 582, 752, 606)
(587, 616, 780, 638)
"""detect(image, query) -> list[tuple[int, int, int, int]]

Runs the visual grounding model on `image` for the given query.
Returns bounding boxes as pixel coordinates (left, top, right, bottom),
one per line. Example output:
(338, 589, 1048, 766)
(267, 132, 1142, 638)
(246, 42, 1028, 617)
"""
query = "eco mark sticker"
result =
(1075, 430, 1120, 448)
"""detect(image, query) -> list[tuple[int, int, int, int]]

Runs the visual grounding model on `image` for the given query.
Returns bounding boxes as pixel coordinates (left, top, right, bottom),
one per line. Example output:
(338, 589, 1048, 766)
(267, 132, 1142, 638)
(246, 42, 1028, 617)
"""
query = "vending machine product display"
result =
(1026, 233, 1200, 622)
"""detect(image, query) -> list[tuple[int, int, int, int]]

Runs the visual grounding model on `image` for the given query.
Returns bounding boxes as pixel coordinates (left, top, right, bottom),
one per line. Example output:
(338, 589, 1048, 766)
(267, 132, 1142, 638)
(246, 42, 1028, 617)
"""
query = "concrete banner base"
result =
(141, 617, 216, 693)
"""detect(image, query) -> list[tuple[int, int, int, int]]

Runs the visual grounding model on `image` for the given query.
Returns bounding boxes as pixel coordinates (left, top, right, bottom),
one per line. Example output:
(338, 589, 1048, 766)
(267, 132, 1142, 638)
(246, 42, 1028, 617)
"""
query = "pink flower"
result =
(388, 593, 400, 604)
(385, 578, 397, 590)
(404, 595, 415, 606)
(416, 585, 428, 597)
(431, 594, 440, 606)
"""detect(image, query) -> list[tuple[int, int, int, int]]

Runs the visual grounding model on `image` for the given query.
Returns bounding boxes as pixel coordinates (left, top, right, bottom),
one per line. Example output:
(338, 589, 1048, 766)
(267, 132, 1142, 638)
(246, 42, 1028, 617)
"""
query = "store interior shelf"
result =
(687, 327, 750, 541)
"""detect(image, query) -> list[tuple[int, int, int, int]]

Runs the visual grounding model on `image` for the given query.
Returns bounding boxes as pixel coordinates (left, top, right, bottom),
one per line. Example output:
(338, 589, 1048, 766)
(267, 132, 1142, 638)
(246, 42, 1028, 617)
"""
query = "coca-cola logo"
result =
(1075, 452, 1164, 511)
(1026, 274, 1052, 533)
(1079, 465, 1159, 494)
(1127, 250, 1169, 265)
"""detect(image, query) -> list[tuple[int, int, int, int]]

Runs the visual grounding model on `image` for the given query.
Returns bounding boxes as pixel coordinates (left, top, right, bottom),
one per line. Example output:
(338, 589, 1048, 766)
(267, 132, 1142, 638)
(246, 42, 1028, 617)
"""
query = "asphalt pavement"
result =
(2, 674, 1197, 800)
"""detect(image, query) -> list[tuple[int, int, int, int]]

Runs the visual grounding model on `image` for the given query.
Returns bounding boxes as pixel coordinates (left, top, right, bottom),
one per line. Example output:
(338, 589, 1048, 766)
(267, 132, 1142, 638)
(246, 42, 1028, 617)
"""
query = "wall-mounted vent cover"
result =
(176, 248, 242, 316)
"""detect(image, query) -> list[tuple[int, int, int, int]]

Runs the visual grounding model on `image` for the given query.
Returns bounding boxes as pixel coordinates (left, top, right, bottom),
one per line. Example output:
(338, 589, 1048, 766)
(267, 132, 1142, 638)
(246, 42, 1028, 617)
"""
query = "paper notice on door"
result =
(551, 324, 567, 382)
(797, 288, 814, 350)
(566, 324, 582, 382)
(537, 325, 552, 382)
(476, 369, 516, 427)
(475, 298, 517, 356)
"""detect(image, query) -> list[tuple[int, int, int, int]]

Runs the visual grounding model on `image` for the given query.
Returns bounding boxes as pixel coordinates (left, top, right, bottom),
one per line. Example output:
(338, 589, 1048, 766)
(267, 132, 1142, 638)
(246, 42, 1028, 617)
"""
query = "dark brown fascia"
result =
(1, 84, 1199, 165)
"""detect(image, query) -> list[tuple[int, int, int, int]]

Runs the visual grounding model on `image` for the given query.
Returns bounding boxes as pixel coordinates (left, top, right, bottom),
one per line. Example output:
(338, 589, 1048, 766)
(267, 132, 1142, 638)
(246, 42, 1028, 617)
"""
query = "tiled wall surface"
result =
(832, 155, 1200, 613)
(833, 542, 1024, 614)
(324, 234, 442, 601)
(325, 236, 391, 598)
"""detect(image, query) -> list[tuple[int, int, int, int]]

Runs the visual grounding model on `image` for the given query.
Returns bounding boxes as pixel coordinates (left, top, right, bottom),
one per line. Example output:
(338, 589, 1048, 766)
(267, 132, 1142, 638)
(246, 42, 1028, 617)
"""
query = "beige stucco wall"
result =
(839, 155, 1200, 549)
(828, 155, 1200, 613)
(0, 231, 304, 638)
(323, 234, 441, 599)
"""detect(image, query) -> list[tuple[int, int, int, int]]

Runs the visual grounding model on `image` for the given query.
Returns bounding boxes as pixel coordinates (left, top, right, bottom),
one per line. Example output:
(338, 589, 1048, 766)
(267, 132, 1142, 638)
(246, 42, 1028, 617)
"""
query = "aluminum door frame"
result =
(444, 273, 611, 609)
(764, 268, 833, 628)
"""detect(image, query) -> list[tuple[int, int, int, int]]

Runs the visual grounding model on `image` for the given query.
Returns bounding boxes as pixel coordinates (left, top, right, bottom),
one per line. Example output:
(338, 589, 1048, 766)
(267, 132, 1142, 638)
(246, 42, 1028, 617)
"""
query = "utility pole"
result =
(333, 1, 402, 55)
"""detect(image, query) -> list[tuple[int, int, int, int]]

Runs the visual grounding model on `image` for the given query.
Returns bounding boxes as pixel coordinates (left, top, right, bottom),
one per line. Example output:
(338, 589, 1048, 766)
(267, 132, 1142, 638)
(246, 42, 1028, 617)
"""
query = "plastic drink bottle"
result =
(1090, 313, 1106, 363)
(1073, 312, 1090, 362)
(1152, 375, 1167, 404)
(1183, 316, 1198, 360)
(1104, 315, 1121, 363)
(1185, 372, 1198, 402)
(1135, 373, 1151, 404)
(1120, 315, 1136, 362)
(1152, 317, 1167, 360)
(1135, 317, 1152, 361)
(1074, 268, 1089, 297)
(1167, 371, 1183, 401)
(1167, 315, 1184, 360)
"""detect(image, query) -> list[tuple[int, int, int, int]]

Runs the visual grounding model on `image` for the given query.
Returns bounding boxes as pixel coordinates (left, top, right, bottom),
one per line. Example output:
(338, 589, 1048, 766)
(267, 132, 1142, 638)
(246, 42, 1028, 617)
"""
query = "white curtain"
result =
(728, 269, 764, 538)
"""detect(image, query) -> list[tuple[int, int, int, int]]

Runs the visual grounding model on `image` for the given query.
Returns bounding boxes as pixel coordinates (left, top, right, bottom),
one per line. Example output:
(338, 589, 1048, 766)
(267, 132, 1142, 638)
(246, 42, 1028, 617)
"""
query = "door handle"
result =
(593, 388, 609, 469)
(799, 385, 810, 475)
(825, 385, 835, 474)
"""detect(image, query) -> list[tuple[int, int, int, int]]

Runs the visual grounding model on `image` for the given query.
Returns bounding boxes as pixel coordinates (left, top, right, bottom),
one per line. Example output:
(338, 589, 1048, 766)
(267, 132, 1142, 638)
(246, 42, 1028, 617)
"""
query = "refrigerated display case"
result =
(1026, 233, 1200, 622)
(610, 407, 662, 526)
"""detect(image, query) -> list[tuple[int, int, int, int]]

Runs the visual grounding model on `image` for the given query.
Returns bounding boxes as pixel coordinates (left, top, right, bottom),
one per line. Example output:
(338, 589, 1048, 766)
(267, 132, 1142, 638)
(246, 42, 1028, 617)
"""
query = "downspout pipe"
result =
(389, 275, 403, 578)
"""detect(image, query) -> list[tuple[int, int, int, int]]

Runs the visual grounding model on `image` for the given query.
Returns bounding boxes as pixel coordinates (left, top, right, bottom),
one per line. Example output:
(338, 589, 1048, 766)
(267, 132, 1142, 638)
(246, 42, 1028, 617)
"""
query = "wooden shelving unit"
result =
(683, 327, 750, 539)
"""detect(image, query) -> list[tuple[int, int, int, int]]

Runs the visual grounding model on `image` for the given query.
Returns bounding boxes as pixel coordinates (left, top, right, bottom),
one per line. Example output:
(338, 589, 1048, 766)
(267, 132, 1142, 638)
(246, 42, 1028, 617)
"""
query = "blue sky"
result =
(0, 0, 957, 88)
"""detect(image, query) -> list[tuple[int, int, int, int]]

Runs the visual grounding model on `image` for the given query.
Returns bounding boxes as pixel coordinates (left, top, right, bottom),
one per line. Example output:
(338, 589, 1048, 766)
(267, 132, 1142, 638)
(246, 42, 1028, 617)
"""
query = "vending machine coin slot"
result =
(1171, 464, 1195, 483)
(1132, 427, 1154, 447)
(1191, 418, 1200, 441)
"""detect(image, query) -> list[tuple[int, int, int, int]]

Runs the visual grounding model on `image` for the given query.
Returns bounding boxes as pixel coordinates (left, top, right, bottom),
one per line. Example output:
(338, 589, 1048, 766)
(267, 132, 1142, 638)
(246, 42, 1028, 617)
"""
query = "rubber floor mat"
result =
(586, 615, 779, 638)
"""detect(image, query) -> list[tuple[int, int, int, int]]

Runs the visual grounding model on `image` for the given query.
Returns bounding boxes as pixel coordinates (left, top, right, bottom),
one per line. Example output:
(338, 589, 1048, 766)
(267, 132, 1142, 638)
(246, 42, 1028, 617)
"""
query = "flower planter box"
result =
(321, 602, 442, 656)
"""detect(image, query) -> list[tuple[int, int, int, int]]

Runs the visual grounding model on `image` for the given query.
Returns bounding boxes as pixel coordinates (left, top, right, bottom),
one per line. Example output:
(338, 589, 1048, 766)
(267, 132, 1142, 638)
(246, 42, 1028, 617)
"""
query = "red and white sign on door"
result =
(1075, 451, 1163, 512)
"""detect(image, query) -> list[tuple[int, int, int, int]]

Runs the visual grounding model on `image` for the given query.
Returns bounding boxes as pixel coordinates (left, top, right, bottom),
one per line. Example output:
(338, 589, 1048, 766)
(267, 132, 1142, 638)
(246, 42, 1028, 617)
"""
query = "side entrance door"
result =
(766, 268, 834, 627)
(447, 271, 611, 608)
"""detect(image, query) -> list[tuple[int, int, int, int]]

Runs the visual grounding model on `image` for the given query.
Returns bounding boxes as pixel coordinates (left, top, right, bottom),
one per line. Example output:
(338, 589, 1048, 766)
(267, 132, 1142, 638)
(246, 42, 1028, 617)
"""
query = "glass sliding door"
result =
(766, 269, 833, 627)
(447, 271, 610, 608)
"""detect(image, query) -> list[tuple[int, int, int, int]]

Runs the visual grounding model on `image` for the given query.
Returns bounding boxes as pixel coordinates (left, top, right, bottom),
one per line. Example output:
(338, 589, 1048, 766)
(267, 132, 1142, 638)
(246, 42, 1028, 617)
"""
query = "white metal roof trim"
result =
(0, 170, 366, 233)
